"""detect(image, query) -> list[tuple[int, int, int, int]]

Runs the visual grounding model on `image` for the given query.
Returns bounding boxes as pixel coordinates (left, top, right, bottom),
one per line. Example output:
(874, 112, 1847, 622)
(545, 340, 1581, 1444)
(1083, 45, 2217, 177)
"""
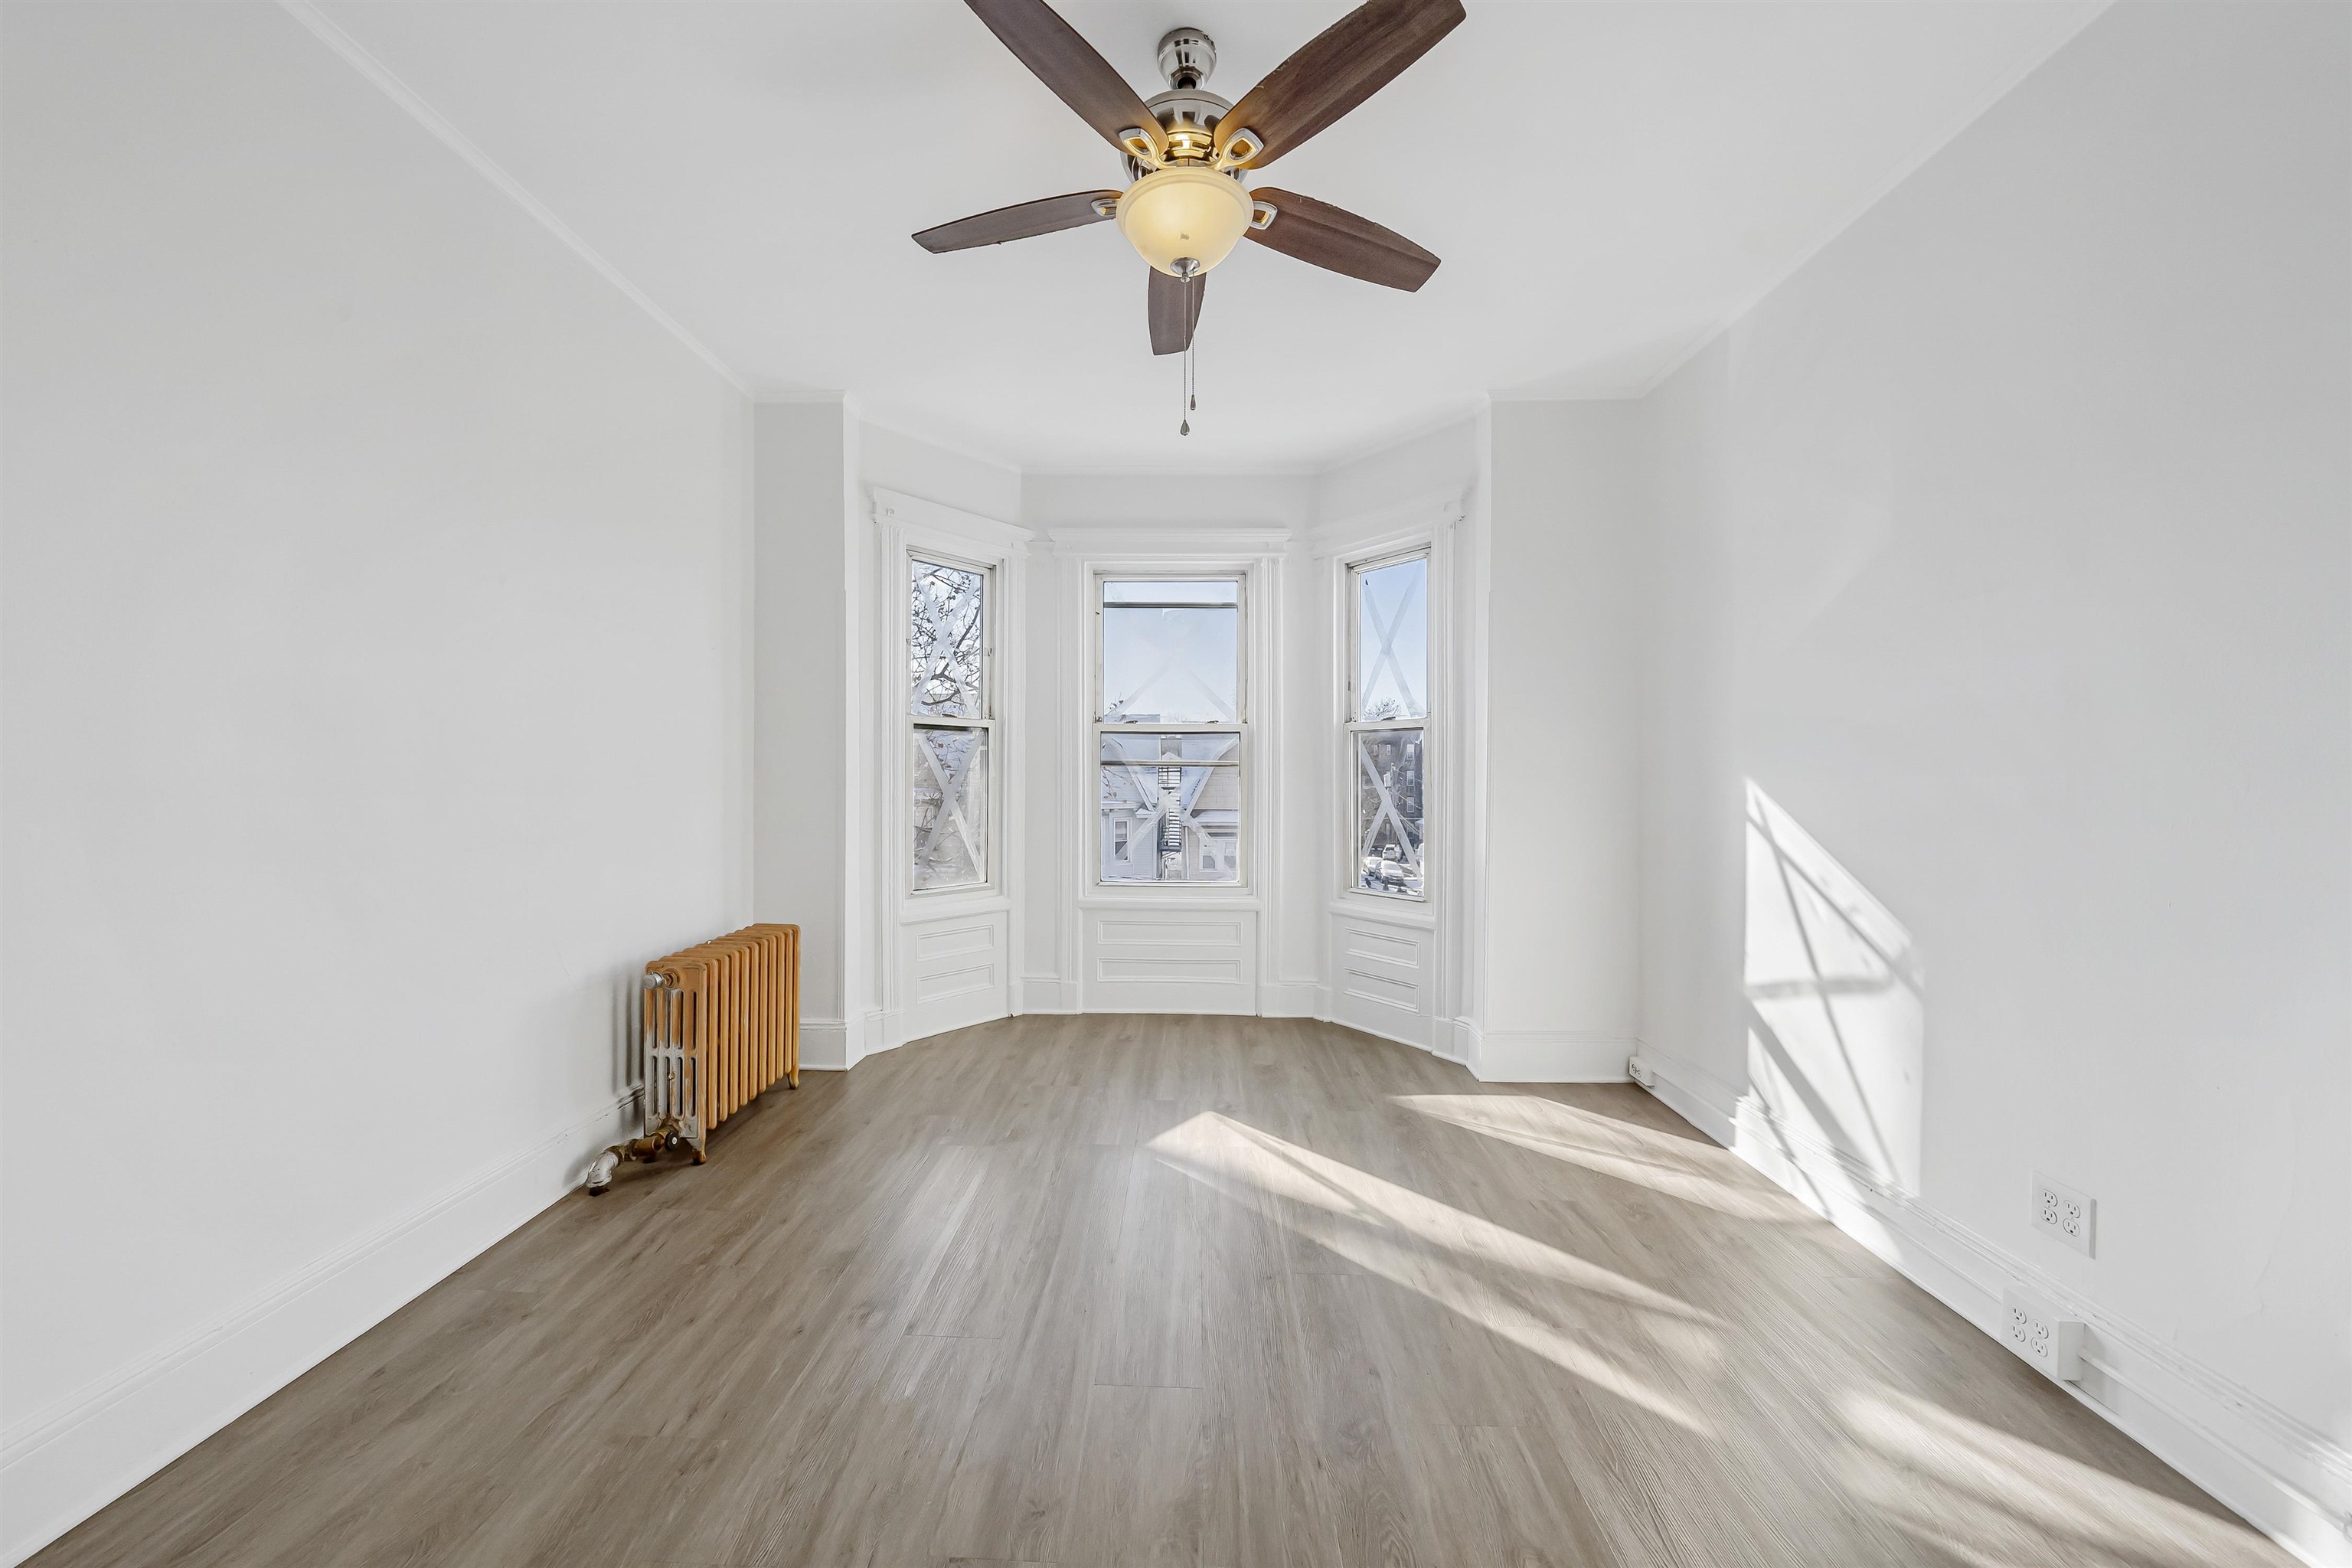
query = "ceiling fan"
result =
(914, 0, 1464, 359)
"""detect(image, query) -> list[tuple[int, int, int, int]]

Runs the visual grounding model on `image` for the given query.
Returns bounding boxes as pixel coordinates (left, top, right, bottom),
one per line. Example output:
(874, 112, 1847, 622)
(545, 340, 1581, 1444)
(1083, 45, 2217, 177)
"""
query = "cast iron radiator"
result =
(586, 923, 798, 1194)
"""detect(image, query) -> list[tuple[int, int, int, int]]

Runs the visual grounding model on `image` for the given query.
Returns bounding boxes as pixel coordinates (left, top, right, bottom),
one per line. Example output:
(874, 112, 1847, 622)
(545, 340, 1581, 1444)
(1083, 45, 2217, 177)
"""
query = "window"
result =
(910, 555, 991, 891)
(1096, 576, 1243, 884)
(1348, 550, 1428, 898)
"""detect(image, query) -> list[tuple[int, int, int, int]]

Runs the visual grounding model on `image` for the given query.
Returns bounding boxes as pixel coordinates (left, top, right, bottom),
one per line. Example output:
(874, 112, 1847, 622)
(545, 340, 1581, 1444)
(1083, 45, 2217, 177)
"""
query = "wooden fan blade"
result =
(913, 191, 1122, 253)
(1244, 188, 1440, 291)
(965, 0, 1168, 159)
(1148, 268, 1207, 356)
(1214, 0, 1463, 170)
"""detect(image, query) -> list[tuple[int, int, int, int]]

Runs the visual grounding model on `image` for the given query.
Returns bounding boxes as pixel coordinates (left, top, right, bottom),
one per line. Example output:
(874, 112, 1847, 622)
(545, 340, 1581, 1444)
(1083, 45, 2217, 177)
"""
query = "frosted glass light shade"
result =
(1116, 167, 1253, 277)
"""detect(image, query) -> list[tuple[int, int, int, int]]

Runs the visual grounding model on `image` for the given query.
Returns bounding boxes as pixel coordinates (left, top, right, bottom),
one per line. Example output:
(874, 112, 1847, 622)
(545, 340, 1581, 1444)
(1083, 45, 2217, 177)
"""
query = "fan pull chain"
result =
(1179, 273, 1200, 436)
(1179, 334, 1191, 437)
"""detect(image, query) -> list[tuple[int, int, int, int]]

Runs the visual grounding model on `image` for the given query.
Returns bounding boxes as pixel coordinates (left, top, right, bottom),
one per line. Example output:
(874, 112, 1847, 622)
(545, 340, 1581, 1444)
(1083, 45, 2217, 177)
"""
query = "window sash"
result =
(1093, 570, 1248, 729)
(1351, 724, 1426, 900)
(910, 556, 991, 721)
(1345, 547, 1428, 725)
(910, 550, 995, 896)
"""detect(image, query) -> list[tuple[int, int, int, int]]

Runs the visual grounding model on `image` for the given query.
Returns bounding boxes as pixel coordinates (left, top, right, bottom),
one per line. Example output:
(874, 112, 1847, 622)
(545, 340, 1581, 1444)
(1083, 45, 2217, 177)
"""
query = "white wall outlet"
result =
(2033, 1171, 2096, 1256)
(2001, 1283, 2085, 1383)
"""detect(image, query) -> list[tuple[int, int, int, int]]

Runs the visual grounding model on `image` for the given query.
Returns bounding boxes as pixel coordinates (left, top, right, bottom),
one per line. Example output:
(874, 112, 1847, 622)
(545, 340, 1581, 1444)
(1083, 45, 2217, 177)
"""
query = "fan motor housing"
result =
(1128, 28, 1232, 175)
(1138, 87, 1231, 171)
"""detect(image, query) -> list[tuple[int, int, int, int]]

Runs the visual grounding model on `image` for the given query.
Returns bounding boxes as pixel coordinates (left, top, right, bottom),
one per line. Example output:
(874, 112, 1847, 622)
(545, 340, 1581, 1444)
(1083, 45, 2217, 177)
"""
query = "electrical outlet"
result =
(2033, 1172, 2096, 1257)
(2001, 1283, 2084, 1383)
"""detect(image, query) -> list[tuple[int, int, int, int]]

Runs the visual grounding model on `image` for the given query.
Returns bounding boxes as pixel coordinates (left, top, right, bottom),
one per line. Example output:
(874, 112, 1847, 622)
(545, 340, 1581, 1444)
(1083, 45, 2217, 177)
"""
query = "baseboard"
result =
(1626, 1049, 1738, 1145)
(1257, 979, 1321, 1019)
(798, 1016, 852, 1070)
(1014, 975, 1079, 1014)
(0, 1089, 638, 1566)
(1467, 1027, 1635, 1083)
(1631, 1050, 2352, 1568)
(1436, 1016, 1475, 1066)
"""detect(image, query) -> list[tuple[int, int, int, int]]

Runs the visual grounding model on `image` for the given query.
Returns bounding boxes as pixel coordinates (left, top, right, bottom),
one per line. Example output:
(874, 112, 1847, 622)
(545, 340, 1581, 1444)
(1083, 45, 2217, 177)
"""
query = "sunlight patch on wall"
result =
(1743, 781, 1926, 1196)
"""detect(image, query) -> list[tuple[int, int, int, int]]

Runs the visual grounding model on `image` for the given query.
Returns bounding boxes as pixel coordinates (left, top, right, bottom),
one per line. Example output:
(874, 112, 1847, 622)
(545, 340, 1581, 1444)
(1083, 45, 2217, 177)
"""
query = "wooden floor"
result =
(41, 1014, 2283, 1568)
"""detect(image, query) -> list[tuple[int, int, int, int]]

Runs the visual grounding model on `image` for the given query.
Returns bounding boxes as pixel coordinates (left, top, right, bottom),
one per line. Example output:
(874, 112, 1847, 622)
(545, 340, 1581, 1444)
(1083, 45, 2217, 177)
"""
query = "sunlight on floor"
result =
(1148, 1110, 1721, 1433)
(1395, 1092, 1811, 1222)
(1838, 1386, 2278, 1568)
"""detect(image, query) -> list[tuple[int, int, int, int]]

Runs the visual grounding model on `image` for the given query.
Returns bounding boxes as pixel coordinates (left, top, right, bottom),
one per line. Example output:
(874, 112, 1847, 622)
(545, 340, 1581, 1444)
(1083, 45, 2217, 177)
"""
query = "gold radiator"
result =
(586, 923, 798, 1194)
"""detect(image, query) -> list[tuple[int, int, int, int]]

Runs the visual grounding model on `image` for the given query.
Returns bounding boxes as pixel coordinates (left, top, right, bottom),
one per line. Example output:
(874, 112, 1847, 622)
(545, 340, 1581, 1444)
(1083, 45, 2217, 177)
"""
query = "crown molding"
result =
(275, 1, 749, 397)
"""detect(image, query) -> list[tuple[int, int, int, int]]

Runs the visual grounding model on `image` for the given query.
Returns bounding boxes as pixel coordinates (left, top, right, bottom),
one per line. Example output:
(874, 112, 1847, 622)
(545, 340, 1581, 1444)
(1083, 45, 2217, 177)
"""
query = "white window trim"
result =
(1310, 487, 1471, 1057)
(874, 488, 1029, 923)
(1344, 544, 1432, 903)
(1089, 566, 1252, 892)
(1048, 541, 1279, 914)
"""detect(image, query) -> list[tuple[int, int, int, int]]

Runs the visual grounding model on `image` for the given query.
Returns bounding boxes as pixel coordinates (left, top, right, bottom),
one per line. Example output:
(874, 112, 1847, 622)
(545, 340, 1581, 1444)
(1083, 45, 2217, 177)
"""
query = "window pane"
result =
(1102, 601, 1239, 723)
(1354, 728, 1426, 897)
(912, 726, 988, 890)
(1103, 578, 1239, 606)
(1355, 556, 1427, 721)
(910, 559, 985, 718)
(1099, 734, 1241, 883)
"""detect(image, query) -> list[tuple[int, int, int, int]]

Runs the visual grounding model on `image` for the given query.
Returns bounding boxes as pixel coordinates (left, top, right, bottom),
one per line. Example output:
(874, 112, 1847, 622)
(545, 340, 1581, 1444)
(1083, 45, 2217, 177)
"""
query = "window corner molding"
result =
(871, 485, 1033, 556)
(1309, 488, 1467, 560)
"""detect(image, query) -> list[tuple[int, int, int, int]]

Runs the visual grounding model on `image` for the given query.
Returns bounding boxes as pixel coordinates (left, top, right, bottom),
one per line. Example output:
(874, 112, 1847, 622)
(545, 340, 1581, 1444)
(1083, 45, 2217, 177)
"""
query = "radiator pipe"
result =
(584, 1130, 675, 1195)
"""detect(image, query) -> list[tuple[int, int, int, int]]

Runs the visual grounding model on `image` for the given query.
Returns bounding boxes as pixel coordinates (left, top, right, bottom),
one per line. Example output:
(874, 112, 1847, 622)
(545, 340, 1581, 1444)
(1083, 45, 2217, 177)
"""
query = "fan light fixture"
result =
(914, 2, 1459, 381)
(1116, 166, 1253, 278)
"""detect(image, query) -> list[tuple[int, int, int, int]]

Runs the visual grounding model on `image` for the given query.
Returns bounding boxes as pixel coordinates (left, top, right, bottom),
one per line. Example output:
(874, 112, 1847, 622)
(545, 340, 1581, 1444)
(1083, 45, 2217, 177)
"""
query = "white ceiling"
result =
(315, 1, 2102, 472)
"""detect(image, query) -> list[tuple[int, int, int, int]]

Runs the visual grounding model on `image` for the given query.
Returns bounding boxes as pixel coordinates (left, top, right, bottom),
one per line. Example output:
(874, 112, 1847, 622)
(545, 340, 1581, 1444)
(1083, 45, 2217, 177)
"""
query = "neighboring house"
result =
(1099, 718, 1240, 882)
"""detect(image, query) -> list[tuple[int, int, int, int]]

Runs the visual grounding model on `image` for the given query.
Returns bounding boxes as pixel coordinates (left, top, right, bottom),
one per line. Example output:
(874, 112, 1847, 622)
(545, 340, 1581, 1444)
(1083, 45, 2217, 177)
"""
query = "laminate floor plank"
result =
(31, 1016, 2288, 1568)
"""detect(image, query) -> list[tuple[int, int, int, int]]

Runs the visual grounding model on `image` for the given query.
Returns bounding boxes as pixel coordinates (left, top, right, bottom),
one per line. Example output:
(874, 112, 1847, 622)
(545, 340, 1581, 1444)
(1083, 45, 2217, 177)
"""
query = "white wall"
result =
(0, 5, 753, 1560)
(1480, 403, 1645, 1080)
(1312, 416, 1481, 527)
(1632, 3, 2351, 1557)
(1022, 469, 1314, 535)
(753, 400, 850, 1050)
(865, 418, 1022, 525)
